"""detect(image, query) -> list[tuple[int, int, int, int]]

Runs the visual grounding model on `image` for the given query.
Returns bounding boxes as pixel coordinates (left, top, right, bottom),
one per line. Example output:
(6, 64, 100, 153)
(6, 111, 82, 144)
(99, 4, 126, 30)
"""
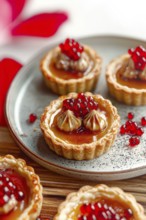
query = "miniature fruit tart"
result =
(40, 92, 120, 160)
(53, 184, 146, 220)
(0, 155, 43, 220)
(40, 38, 102, 95)
(106, 46, 146, 105)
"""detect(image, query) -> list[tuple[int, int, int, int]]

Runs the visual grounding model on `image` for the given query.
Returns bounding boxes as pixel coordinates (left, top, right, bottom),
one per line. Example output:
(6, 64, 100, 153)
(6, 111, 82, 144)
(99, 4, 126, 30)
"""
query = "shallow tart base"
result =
(106, 54, 146, 105)
(40, 92, 120, 160)
(40, 45, 102, 95)
(53, 184, 146, 220)
(0, 155, 43, 220)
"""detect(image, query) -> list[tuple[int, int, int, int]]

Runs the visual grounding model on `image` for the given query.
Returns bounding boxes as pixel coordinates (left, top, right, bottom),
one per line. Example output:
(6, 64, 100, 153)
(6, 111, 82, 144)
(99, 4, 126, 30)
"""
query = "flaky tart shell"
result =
(0, 155, 43, 220)
(40, 45, 102, 95)
(53, 184, 146, 220)
(40, 92, 120, 160)
(106, 54, 146, 105)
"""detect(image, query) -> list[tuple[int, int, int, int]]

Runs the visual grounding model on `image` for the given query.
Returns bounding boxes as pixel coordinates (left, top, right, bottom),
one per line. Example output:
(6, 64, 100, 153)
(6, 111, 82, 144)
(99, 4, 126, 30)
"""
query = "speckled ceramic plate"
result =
(5, 35, 146, 181)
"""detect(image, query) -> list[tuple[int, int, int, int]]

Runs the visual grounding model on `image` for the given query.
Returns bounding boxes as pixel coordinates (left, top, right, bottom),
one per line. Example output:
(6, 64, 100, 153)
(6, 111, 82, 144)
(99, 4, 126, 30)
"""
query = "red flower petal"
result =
(7, 0, 27, 21)
(0, 58, 22, 126)
(11, 12, 68, 37)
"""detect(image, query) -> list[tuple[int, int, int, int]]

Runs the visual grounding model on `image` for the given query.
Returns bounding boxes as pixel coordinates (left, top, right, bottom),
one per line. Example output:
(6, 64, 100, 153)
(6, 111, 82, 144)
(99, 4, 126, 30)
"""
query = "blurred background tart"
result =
(53, 184, 146, 220)
(0, 155, 43, 220)
(106, 46, 146, 105)
(40, 38, 102, 95)
(40, 92, 120, 160)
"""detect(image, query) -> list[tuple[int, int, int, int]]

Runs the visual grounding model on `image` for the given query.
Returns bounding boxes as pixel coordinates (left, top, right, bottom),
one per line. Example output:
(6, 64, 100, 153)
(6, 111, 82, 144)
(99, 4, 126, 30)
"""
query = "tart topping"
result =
(78, 200, 133, 220)
(57, 110, 82, 132)
(83, 110, 107, 131)
(0, 169, 25, 214)
(0, 196, 17, 215)
(118, 46, 146, 82)
(62, 93, 98, 118)
(57, 94, 107, 132)
(59, 38, 84, 61)
(128, 46, 146, 71)
(55, 51, 89, 72)
(54, 38, 89, 72)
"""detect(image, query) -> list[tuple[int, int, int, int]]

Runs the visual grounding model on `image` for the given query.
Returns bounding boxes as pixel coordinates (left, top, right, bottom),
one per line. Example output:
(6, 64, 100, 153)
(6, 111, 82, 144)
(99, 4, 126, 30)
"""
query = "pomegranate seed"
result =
(125, 120, 133, 127)
(128, 46, 146, 71)
(80, 204, 88, 214)
(129, 137, 140, 147)
(136, 127, 144, 136)
(0, 196, 6, 207)
(29, 113, 37, 123)
(120, 124, 126, 135)
(16, 191, 25, 201)
(124, 209, 133, 218)
(59, 38, 84, 61)
(127, 112, 134, 120)
(141, 117, 146, 126)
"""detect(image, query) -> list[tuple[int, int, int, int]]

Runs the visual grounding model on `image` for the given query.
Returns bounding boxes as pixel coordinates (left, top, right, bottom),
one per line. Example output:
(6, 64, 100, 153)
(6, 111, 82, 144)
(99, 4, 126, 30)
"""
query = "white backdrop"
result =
(1, 0, 146, 63)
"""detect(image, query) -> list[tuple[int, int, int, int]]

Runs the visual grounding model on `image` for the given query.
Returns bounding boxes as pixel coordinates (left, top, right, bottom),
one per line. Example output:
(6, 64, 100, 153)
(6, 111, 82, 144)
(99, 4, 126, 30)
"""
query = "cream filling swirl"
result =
(121, 58, 146, 80)
(83, 110, 107, 131)
(53, 51, 90, 72)
(57, 110, 82, 132)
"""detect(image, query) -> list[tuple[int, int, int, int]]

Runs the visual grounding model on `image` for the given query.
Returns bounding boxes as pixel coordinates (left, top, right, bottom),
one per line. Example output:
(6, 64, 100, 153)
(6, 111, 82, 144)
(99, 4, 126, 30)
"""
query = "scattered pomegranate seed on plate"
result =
(141, 116, 146, 126)
(129, 137, 140, 147)
(29, 113, 37, 123)
(127, 112, 134, 120)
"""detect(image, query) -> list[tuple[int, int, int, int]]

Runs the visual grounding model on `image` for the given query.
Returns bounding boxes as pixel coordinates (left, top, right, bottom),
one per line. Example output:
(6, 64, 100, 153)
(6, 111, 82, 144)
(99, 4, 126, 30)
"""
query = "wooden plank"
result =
(0, 127, 146, 219)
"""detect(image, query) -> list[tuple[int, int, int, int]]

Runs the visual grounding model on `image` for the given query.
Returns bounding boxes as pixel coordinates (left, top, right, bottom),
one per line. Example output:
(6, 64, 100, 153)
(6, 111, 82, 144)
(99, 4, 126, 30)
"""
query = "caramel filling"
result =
(116, 58, 146, 89)
(49, 107, 110, 145)
(68, 198, 135, 220)
(49, 59, 94, 80)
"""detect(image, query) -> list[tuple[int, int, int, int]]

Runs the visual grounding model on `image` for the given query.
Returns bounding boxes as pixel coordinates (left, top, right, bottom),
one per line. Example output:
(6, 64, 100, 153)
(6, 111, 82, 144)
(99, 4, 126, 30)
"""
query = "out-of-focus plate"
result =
(5, 35, 146, 181)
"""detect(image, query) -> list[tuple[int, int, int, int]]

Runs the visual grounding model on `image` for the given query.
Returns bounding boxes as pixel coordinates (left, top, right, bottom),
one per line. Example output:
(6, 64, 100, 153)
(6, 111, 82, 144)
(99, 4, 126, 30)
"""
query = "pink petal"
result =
(6, 0, 27, 21)
(0, 0, 12, 28)
(11, 12, 68, 37)
(0, 58, 22, 126)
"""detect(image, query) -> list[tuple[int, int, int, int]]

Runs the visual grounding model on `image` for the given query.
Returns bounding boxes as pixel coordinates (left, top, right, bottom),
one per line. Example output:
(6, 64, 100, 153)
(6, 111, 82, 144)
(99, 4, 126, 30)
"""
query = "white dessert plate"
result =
(5, 35, 146, 181)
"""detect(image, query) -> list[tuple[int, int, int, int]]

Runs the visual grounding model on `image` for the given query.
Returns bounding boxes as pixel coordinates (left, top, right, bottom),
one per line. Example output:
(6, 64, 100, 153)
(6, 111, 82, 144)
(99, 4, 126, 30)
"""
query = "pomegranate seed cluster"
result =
(120, 112, 146, 147)
(78, 201, 133, 220)
(0, 170, 25, 207)
(59, 38, 84, 61)
(62, 93, 98, 118)
(128, 46, 146, 71)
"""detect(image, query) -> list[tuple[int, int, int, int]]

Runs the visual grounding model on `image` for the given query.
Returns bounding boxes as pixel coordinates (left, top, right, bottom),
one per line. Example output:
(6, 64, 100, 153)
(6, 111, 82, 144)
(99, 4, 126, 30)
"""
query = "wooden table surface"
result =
(0, 127, 146, 219)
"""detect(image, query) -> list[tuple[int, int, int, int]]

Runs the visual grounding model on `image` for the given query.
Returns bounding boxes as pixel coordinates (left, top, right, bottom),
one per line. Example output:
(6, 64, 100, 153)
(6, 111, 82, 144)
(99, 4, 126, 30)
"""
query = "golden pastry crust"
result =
(40, 92, 120, 160)
(106, 54, 146, 105)
(53, 184, 146, 220)
(0, 155, 43, 220)
(40, 45, 102, 95)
